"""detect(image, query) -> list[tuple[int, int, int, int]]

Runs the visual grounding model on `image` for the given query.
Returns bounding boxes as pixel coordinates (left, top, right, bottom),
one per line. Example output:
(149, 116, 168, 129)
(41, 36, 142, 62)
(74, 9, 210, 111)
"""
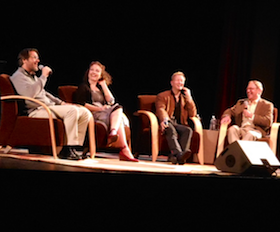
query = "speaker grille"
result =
(225, 155, 235, 167)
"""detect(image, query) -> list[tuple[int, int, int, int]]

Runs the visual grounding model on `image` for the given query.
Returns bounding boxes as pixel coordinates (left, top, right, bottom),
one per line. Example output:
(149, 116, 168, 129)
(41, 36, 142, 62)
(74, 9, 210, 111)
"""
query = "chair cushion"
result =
(58, 86, 78, 103)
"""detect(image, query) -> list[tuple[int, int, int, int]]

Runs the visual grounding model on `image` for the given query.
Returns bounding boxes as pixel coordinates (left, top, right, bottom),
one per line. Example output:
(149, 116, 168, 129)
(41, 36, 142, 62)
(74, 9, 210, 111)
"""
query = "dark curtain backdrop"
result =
(1, 0, 279, 127)
(0, 1, 225, 128)
(215, 1, 256, 118)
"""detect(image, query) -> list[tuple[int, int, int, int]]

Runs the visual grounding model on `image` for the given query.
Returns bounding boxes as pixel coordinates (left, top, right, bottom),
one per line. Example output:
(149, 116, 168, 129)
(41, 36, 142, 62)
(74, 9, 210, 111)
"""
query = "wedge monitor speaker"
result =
(214, 141, 280, 176)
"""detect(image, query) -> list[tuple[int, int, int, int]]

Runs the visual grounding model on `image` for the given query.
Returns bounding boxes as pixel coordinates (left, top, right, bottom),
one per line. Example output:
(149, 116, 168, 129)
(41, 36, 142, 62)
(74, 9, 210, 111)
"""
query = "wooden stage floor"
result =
(0, 148, 280, 178)
(0, 148, 222, 176)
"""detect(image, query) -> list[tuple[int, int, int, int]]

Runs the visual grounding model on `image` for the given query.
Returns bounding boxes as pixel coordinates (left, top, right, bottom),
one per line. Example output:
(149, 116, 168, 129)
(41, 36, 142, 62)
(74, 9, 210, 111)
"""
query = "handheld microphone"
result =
(244, 100, 248, 110)
(38, 64, 52, 75)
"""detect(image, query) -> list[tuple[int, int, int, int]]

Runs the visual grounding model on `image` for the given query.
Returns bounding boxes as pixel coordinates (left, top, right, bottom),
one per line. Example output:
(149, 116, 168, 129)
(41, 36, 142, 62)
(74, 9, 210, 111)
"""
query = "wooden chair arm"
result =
(122, 113, 130, 127)
(189, 116, 204, 165)
(63, 103, 96, 158)
(1, 95, 58, 159)
(270, 122, 280, 155)
(215, 122, 280, 157)
(136, 110, 159, 162)
(216, 123, 229, 158)
(122, 113, 131, 150)
(84, 107, 96, 159)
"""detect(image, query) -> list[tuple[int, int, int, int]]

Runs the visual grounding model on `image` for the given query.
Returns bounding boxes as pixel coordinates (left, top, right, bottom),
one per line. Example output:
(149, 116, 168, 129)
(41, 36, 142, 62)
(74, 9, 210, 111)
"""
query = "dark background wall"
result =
(1, 0, 280, 129)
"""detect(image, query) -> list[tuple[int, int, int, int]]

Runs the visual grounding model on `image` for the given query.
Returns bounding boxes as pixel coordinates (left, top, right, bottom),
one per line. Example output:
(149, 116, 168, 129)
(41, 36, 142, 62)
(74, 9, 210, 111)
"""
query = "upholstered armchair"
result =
(216, 108, 280, 158)
(134, 95, 204, 164)
(0, 74, 95, 158)
(58, 85, 131, 150)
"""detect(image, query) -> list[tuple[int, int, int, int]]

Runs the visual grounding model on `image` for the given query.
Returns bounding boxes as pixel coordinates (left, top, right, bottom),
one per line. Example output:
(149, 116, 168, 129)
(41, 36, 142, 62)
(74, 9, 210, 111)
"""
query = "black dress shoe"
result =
(177, 150, 192, 165)
(58, 147, 82, 160)
(81, 147, 90, 159)
(167, 154, 178, 165)
(68, 148, 83, 160)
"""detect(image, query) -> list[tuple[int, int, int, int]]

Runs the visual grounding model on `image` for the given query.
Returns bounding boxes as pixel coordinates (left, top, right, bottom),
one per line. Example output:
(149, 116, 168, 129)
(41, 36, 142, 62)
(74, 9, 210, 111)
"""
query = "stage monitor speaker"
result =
(214, 140, 280, 176)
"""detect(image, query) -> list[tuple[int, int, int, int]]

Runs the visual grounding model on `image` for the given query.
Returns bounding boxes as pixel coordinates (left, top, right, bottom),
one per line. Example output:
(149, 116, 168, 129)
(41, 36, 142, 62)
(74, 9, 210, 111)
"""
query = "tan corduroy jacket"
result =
(155, 90, 197, 126)
(222, 98, 274, 136)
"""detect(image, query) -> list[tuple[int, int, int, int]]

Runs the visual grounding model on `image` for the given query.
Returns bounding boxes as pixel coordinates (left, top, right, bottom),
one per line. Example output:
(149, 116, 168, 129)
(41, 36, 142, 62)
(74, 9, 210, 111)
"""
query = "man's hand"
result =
(41, 66, 52, 77)
(160, 119, 169, 131)
(220, 115, 231, 124)
(243, 109, 253, 119)
(181, 87, 192, 99)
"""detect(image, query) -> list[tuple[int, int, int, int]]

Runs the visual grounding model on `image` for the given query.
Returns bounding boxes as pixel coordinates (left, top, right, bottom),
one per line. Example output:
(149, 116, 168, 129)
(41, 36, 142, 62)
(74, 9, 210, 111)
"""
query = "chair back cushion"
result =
(0, 74, 15, 95)
(138, 95, 157, 129)
(138, 95, 157, 112)
(0, 74, 18, 145)
(58, 86, 78, 103)
(137, 94, 200, 157)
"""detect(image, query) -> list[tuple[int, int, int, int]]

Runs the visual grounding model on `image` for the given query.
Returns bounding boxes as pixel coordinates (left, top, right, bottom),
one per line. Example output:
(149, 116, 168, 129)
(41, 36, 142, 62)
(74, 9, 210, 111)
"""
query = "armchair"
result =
(134, 95, 204, 164)
(0, 74, 95, 159)
(58, 85, 131, 150)
(216, 108, 280, 158)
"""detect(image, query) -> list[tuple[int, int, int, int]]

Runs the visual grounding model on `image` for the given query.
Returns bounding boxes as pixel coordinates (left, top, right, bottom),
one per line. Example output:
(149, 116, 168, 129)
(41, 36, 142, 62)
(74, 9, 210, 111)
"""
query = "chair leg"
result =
(190, 116, 204, 165)
(149, 116, 159, 162)
(270, 122, 280, 155)
(216, 123, 228, 158)
(88, 114, 96, 159)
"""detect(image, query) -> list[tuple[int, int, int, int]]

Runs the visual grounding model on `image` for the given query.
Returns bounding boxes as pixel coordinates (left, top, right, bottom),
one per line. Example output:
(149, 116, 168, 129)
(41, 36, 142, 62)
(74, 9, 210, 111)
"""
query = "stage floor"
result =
(0, 148, 279, 178)
(0, 148, 222, 176)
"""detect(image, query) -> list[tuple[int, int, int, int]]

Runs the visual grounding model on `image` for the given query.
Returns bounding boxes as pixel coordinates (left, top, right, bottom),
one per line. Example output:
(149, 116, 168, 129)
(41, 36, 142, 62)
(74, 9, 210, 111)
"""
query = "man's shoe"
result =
(177, 150, 192, 165)
(81, 147, 90, 159)
(167, 154, 178, 165)
(68, 148, 83, 160)
(58, 147, 82, 160)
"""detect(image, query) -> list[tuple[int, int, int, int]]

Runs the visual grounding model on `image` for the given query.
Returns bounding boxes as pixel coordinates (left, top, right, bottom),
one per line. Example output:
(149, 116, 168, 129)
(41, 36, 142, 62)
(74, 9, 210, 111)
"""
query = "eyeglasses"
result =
(29, 56, 39, 60)
(247, 87, 257, 91)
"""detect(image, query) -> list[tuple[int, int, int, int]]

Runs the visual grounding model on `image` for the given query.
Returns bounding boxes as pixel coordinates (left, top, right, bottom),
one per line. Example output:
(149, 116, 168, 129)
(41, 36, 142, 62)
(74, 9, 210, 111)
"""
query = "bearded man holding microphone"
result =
(10, 48, 92, 160)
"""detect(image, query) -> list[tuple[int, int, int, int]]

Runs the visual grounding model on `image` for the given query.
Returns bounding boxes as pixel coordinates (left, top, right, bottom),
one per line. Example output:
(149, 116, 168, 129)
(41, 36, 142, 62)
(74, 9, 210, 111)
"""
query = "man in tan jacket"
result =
(155, 71, 197, 164)
(221, 80, 273, 144)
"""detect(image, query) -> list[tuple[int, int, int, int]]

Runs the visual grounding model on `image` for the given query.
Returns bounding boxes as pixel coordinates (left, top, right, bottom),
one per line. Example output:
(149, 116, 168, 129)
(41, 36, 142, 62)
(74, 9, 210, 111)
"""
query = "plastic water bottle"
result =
(209, 115, 217, 130)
